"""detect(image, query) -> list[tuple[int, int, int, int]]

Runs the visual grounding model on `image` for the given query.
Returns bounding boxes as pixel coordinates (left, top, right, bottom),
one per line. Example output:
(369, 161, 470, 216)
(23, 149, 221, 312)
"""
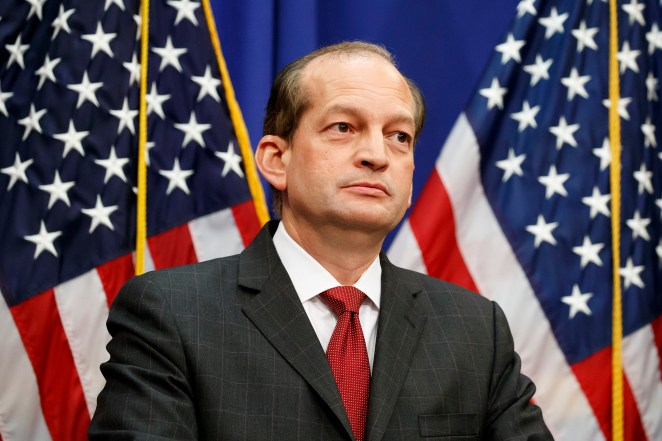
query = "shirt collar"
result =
(272, 222, 381, 308)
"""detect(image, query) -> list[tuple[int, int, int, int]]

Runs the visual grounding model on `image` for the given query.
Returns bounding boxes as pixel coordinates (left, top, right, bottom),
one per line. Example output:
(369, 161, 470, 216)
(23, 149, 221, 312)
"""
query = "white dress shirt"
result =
(272, 223, 381, 370)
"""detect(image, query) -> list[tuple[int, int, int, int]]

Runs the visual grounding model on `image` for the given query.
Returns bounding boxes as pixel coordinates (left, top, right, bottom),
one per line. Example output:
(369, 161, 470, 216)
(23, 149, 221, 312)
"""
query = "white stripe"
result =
(0, 292, 51, 441)
(133, 241, 156, 273)
(623, 324, 662, 441)
(189, 207, 245, 261)
(54, 270, 111, 417)
(387, 220, 428, 273)
(436, 113, 603, 441)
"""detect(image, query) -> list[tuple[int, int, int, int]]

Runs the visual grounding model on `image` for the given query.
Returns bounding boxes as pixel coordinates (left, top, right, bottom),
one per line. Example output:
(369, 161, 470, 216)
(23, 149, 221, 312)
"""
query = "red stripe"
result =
(572, 346, 648, 441)
(231, 200, 262, 247)
(148, 223, 198, 269)
(653, 314, 662, 382)
(408, 171, 478, 292)
(10, 290, 89, 441)
(96, 253, 135, 306)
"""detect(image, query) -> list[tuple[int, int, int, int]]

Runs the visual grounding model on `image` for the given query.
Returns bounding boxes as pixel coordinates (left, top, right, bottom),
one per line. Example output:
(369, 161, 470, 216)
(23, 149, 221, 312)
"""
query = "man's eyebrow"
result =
(323, 104, 415, 128)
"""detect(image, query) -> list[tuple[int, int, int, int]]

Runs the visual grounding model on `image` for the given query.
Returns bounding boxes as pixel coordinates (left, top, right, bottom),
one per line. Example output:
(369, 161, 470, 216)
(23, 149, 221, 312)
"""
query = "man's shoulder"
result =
(129, 253, 241, 288)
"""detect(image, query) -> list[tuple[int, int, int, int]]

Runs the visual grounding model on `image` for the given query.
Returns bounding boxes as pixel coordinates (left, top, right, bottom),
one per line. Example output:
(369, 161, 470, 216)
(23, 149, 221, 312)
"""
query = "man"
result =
(90, 41, 553, 440)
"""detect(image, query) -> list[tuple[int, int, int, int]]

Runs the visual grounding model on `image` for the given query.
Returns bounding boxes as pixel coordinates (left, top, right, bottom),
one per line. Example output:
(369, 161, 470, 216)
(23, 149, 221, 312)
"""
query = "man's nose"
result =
(356, 131, 388, 170)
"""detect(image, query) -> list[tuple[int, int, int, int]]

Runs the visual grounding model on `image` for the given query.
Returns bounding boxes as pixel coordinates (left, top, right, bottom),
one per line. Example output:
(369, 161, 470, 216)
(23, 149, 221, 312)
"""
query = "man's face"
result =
(280, 53, 416, 236)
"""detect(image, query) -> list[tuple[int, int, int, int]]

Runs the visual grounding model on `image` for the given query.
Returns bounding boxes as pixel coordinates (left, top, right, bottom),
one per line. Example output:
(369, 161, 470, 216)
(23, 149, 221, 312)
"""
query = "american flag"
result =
(389, 0, 662, 439)
(0, 0, 263, 439)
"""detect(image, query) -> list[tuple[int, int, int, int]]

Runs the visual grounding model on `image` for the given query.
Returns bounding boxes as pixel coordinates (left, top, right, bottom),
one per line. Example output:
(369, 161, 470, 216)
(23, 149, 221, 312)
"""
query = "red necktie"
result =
(320, 286, 370, 441)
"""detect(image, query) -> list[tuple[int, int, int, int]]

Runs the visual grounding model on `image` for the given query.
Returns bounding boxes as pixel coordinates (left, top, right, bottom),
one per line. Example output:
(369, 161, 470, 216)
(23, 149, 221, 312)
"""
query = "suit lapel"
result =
(366, 255, 427, 441)
(238, 222, 354, 439)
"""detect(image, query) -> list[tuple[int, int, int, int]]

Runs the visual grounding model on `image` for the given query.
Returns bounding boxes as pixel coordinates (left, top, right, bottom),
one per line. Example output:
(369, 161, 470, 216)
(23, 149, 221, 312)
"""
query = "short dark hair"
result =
(263, 41, 426, 216)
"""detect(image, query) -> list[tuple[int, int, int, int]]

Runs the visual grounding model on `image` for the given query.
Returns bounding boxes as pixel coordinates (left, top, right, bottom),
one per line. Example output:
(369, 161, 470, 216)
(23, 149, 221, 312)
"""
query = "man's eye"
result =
(336, 123, 349, 133)
(396, 132, 409, 143)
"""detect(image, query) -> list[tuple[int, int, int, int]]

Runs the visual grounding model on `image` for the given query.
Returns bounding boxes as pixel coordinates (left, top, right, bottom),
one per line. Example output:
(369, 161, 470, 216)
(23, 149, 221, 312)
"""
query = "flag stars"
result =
(81, 196, 118, 233)
(593, 138, 612, 171)
(123, 53, 141, 86)
(153, 36, 188, 72)
(38, 171, 75, 209)
(538, 7, 568, 39)
(215, 141, 244, 178)
(523, 55, 553, 86)
(51, 4, 75, 40)
(561, 68, 590, 100)
(511, 101, 540, 132)
(617, 41, 640, 74)
(572, 20, 599, 52)
(174, 112, 211, 148)
(82, 23, 117, 59)
(145, 83, 170, 119)
(18, 104, 47, 141)
(641, 117, 656, 147)
(479, 78, 508, 110)
(572, 236, 604, 268)
(627, 211, 651, 241)
(496, 33, 525, 64)
(23, 221, 62, 258)
(67, 71, 103, 108)
(496, 148, 525, 182)
(516, 0, 536, 18)
(95, 146, 130, 183)
(53, 121, 88, 157)
(646, 24, 662, 54)
(1, 153, 33, 191)
(549, 116, 580, 149)
(0, 86, 13, 116)
(159, 158, 194, 194)
(582, 187, 611, 219)
(538, 165, 570, 199)
(657, 240, 662, 260)
(633, 163, 653, 194)
(561, 285, 594, 319)
(602, 96, 632, 120)
(104, 0, 125, 11)
(167, 0, 201, 26)
(5, 34, 30, 69)
(110, 98, 138, 135)
(192, 66, 222, 102)
(646, 73, 659, 101)
(526, 214, 559, 248)
(35, 54, 61, 90)
(620, 257, 645, 289)
(25, 0, 47, 21)
(622, 0, 645, 26)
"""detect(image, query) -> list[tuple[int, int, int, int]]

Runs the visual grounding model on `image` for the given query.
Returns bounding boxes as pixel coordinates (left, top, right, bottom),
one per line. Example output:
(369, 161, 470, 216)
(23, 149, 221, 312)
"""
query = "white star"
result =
(526, 214, 559, 248)
(110, 98, 138, 135)
(602, 96, 632, 120)
(81, 23, 116, 59)
(145, 83, 170, 119)
(538, 165, 570, 199)
(633, 163, 653, 194)
(582, 186, 611, 219)
(646, 23, 662, 54)
(620, 257, 644, 289)
(67, 71, 103, 108)
(95, 146, 129, 183)
(561, 67, 590, 100)
(538, 7, 568, 39)
(646, 72, 659, 101)
(496, 148, 525, 182)
(656, 198, 662, 217)
(152, 36, 188, 72)
(81, 195, 118, 233)
(122, 53, 141, 86)
(18, 104, 47, 141)
(517, 0, 536, 18)
(617, 41, 640, 74)
(51, 4, 75, 40)
(192, 66, 222, 102)
(53, 121, 88, 157)
(510, 101, 540, 132)
(38, 170, 75, 209)
(496, 33, 526, 64)
(622, 0, 645, 26)
(174, 112, 211, 148)
(479, 78, 508, 110)
(133, 13, 142, 41)
(549, 116, 580, 149)
(215, 141, 244, 178)
(1, 153, 33, 191)
(561, 285, 594, 319)
(104, 0, 125, 11)
(523, 55, 553, 86)
(0, 86, 13, 117)
(572, 20, 599, 52)
(5, 34, 30, 69)
(167, 0, 200, 26)
(641, 117, 657, 148)
(572, 236, 604, 268)
(35, 54, 61, 90)
(26, 0, 47, 20)
(23, 221, 62, 258)
(144, 141, 155, 166)
(159, 158, 194, 195)
(627, 211, 651, 241)
(657, 240, 662, 260)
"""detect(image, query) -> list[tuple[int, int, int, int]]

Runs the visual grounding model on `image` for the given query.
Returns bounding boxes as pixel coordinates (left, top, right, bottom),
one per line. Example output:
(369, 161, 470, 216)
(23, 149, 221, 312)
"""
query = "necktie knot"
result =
(320, 286, 366, 315)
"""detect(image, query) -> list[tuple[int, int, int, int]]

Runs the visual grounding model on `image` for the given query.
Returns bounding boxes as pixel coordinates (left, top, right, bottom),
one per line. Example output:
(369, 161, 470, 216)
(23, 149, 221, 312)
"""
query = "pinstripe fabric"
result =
(89, 221, 552, 440)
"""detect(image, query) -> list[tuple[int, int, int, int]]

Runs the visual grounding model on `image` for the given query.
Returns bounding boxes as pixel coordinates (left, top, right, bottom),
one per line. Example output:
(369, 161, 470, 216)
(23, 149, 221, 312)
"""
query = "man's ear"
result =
(255, 135, 289, 191)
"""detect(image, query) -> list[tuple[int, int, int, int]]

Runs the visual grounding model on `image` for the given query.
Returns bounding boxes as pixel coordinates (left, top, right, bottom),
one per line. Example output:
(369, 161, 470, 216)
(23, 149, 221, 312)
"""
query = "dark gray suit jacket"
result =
(89, 221, 552, 440)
